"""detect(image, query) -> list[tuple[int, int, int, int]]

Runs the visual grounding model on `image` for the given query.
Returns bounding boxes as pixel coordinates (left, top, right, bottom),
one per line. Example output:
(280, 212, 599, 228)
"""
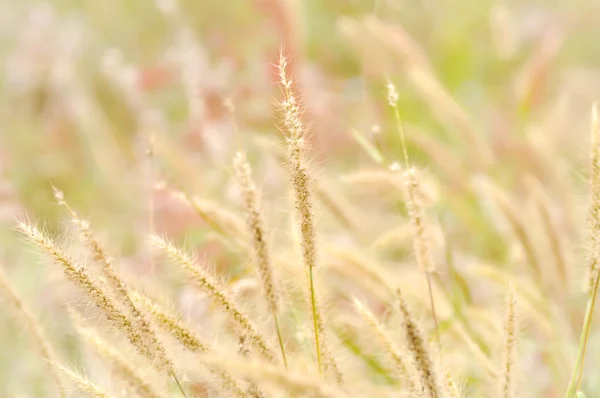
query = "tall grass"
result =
(1, 2, 600, 397)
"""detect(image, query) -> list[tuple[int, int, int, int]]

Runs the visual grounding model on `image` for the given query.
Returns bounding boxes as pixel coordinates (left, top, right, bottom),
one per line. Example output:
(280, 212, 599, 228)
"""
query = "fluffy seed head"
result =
(234, 151, 279, 314)
(150, 235, 276, 363)
(587, 102, 600, 294)
(404, 167, 435, 273)
(397, 288, 441, 397)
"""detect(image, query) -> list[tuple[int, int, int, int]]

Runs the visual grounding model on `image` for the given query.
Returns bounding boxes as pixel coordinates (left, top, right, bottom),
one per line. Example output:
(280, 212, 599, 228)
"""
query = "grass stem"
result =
(309, 266, 323, 376)
(565, 271, 600, 397)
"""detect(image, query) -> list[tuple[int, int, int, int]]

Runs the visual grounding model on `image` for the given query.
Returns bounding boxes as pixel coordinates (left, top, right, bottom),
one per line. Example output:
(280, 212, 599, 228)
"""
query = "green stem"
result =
(426, 272, 441, 352)
(274, 316, 289, 369)
(565, 272, 600, 398)
(309, 266, 322, 376)
(393, 106, 409, 167)
(172, 372, 187, 397)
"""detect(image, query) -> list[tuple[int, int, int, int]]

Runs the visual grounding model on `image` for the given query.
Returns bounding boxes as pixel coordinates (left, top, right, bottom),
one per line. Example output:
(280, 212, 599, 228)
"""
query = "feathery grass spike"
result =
(586, 103, 600, 294)
(353, 298, 414, 388)
(53, 363, 114, 398)
(403, 168, 435, 273)
(234, 151, 288, 368)
(130, 292, 248, 397)
(397, 288, 441, 398)
(278, 50, 323, 376)
(389, 84, 441, 349)
(16, 221, 186, 397)
(75, 321, 161, 398)
(53, 188, 185, 396)
(150, 234, 276, 363)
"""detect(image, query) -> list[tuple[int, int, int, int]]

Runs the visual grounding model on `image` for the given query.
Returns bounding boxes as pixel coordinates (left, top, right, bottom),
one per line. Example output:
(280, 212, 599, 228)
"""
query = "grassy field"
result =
(1, 0, 600, 397)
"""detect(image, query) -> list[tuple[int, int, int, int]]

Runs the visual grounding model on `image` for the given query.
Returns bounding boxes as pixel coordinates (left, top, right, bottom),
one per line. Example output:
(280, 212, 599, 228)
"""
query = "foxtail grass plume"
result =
(278, 54, 316, 271)
(233, 151, 288, 368)
(54, 188, 176, 382)
(403, 167, 435, 273)
(396, 288, 441, 398)
(395, 164, 441, 353)
(238, 333, 265, 398)
(130, 292, 248, 397)
(73, 319, 161, 398)
(16, 221, 178, 380)
(353, 298, 414, 388)
(150, 234, 276, 363)
(278, 51, 324, 377)
(586, 103, 600, 295)
(53, 363, 113, 398)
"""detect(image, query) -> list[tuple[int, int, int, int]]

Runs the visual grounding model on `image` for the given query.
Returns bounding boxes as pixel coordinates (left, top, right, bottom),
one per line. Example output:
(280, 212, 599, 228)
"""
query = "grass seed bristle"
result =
(150, 234, 276, 363)
(396, 288, 442, 398)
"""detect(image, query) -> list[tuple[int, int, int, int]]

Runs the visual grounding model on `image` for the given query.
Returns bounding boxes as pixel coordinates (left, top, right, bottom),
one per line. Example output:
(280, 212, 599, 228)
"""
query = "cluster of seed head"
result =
(17, 222, 168, 372)
(54, 188, 175, 374)
(151, 235, 276, 363)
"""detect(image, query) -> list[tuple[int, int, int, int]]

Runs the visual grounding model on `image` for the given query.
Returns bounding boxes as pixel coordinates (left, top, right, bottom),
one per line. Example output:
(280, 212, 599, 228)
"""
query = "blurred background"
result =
(1, 0, 600, 396)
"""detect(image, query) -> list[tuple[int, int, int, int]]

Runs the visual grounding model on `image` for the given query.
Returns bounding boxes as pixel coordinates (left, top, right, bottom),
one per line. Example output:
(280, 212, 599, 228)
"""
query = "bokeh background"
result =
(1, 0, 600, 396)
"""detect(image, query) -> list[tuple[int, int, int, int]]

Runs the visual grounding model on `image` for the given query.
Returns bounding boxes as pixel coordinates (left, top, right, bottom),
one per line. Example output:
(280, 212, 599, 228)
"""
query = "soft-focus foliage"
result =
(1, 1, 600, 397)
